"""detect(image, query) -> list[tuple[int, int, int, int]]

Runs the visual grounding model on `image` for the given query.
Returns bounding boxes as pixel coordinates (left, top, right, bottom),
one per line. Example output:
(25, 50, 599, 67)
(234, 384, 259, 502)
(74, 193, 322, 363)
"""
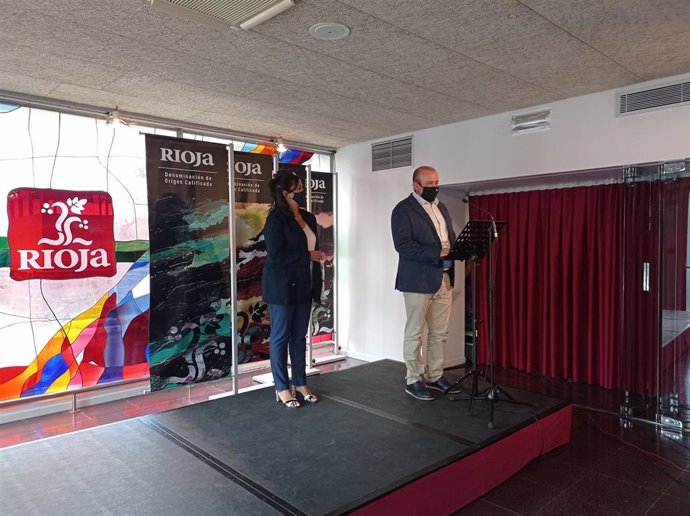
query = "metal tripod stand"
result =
(446, 219, 531, 429)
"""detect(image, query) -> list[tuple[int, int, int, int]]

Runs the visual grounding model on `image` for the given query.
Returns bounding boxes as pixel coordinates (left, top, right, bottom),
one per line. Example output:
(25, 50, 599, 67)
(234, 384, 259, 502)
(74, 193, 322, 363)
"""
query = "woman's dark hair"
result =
(268, 169, 301, 214)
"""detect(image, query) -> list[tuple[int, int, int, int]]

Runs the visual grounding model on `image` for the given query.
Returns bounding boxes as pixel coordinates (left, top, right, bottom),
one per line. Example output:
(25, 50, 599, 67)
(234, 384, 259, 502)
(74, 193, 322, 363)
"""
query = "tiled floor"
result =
(454, 365, 690, 515)
(1, 358, 689, 515)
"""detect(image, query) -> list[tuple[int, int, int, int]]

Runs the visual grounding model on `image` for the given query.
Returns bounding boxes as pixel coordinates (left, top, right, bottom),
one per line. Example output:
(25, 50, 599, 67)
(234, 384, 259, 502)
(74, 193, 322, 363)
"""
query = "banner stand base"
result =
(311, 353, 347, 366)
(251, 367, 321, 385)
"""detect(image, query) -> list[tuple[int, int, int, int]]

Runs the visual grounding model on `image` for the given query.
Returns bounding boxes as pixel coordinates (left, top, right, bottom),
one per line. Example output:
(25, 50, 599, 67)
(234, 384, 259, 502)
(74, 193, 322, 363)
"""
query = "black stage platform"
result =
(0, 360, 571, 515)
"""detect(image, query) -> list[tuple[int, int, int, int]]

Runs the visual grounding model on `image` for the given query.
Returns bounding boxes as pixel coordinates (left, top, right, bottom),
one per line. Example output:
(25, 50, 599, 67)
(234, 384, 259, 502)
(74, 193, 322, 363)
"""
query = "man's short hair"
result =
(412, 166, 435, 184)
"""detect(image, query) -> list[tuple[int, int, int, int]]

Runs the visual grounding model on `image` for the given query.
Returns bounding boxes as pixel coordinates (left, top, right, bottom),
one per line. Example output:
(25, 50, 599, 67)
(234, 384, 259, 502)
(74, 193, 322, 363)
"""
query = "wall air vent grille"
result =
(618, 81, 690, 115)
(371, 137, 412, 172)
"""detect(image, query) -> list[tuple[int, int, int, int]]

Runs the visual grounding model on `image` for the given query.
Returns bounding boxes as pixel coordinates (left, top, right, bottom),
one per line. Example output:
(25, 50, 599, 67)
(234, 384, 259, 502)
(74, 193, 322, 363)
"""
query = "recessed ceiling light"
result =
(308, 22, 350, 41)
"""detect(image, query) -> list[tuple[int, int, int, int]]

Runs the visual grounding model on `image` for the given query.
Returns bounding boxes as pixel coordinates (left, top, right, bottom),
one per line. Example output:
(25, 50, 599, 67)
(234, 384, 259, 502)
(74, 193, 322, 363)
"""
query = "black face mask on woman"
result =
(418, 185, 439, 203)
(291, 191, 307, 207)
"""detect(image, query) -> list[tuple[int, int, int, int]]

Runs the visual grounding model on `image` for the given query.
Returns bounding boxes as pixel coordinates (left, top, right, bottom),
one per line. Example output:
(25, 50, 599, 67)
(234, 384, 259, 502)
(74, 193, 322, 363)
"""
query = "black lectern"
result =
(447, 220, 504, 262)
(447, 219, 529, 429)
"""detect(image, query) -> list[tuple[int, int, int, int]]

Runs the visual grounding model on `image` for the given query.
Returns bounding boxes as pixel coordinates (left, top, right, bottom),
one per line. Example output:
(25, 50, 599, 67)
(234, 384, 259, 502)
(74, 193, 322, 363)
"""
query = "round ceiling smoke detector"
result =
(308, 22, 350, 41)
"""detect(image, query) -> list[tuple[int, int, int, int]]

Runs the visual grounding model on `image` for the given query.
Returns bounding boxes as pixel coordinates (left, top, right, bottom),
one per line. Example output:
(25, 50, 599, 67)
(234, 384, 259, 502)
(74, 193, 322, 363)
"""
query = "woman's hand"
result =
(310, 250, 326, 263)
(283, 190, 300, 212)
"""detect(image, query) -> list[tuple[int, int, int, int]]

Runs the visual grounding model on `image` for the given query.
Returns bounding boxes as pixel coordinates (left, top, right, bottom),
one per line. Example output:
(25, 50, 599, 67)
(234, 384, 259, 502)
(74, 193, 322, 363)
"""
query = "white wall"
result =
(336, 73, 690, 365)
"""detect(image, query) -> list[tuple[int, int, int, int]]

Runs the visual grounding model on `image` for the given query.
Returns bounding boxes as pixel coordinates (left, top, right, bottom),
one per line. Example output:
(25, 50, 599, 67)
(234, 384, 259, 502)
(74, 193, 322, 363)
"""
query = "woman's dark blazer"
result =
(262, 207, 323, 305)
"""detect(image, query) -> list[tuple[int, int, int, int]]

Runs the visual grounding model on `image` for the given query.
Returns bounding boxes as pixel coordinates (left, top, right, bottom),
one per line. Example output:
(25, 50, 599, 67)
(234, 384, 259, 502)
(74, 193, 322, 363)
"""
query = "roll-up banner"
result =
(145, 135, 232, 390)
(281, 165, 335, 342)
(310, 171, 335, 342)
(233, 151, 274, 364)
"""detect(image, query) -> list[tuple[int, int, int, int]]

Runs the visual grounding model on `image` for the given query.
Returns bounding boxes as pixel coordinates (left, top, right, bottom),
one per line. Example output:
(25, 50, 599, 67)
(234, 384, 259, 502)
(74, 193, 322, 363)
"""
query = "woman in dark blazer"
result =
(262, 170, 324, 408)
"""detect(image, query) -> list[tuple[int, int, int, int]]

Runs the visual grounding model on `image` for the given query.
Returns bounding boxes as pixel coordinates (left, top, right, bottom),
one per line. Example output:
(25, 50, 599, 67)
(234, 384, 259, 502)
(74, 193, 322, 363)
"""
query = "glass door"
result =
(620, 164, 660, 423)
(621, 160, 690, 433)
(657, 161, 690, 434)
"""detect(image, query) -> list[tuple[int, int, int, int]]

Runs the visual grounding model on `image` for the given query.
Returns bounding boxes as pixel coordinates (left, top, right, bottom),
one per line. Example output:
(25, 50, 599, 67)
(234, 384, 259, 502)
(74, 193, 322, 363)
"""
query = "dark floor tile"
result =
(591, 447, 679, 494)
(646, 493, 690, 515)
(563, 471, 660, 516)
(483, 475, 563, 514)
(517, 455, 589, 492)
(535, 492, 626, 516)
(455, 499, 519, 515)
(569, 420, 624, 453)
(664, 471, 690, 499)
(643, 433, 689, 463)
(541, 442, 614, 472)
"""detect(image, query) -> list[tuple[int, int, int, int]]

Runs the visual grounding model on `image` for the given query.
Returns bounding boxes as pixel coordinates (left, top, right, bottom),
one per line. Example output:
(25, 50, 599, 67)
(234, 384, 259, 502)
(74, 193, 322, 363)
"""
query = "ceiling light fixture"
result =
(106, 107, 128, 126)
(240, 0, 294, 30)
(276, 137, 288, 153)
(308, 22, 351, 41)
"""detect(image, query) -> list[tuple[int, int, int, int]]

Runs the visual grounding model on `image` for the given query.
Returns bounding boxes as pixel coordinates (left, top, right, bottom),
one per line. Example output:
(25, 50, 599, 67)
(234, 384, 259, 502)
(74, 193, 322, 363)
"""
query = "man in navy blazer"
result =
(391, 165, 459, 400)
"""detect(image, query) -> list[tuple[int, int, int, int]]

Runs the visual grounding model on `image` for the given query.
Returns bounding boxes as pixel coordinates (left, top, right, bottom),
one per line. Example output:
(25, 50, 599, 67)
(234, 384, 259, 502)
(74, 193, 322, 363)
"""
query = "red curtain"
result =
(659, 178, 690, 396)
(469, 184, 626, 390)
(470, 178, 690, 394)
(470, 179, 690, 394)
(661, 179, 690, 311)
(620, 180, 659, 395)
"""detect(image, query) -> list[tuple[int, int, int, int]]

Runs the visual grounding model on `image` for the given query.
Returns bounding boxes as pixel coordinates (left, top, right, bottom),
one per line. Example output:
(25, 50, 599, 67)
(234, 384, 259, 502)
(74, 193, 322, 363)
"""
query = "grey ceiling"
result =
(0, 0, 688, 149)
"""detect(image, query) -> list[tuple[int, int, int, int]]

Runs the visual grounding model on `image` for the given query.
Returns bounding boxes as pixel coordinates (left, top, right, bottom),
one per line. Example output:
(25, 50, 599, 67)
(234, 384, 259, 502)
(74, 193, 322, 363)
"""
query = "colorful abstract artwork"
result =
(0, 106, 153, 402)
(145, 135, 233, 390)
(236, 142, 313, 165)
(238, 142, 277, 155)
(283, 167, 335, 342)
(235, 203, 271, 363)
(233, 152, 273, 363)
(279, 149, 314, 165)
(0, 253, 150, 401)
(310, 173, 335, 342)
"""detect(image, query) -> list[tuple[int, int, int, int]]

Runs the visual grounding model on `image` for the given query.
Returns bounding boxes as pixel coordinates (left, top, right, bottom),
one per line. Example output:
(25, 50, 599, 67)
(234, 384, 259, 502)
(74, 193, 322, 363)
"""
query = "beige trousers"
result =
(402, 273, 452, 385)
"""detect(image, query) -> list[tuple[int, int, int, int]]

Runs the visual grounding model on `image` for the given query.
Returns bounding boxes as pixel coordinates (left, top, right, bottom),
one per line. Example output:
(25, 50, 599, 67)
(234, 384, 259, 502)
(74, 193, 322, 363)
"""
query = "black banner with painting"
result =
(282, 165, 335, 342)
(145, 134, 232, 390)
(310, 171, 335, 341)
(233, 151, 274, 363)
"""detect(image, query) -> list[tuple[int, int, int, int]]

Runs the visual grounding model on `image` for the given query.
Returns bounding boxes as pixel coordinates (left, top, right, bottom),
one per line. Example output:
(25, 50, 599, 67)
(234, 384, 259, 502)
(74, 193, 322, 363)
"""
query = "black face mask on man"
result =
(417, 184, 439, 203)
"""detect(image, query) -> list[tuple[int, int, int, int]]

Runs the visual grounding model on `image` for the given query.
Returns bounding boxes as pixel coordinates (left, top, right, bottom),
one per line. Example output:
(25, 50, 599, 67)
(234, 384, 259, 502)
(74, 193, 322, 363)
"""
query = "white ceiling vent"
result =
(149, 0, 295, 30)
(372, 137, 413, 172)
(618, 81, 690, 116)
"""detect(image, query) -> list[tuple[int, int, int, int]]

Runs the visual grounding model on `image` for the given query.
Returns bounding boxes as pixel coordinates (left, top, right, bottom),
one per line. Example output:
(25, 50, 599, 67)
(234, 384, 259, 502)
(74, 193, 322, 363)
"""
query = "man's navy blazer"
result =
(391, 193, 456, 294)
(262, 207, 322, 305)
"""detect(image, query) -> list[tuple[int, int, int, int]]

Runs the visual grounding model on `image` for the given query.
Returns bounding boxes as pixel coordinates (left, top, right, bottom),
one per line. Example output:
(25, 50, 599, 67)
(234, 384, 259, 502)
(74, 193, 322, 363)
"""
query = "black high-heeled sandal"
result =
(276, 391, 300, 408)
(295, 389, 319, 404)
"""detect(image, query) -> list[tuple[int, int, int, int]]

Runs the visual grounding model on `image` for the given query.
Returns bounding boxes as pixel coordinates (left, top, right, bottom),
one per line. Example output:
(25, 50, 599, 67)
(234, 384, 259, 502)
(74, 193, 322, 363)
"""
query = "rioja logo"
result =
(234, 161, 262, 177)
(160, 147, 215, 167)
(38, 197, 92, 246)
(310, 178, 326, 191)
(7, 188, 117, 281)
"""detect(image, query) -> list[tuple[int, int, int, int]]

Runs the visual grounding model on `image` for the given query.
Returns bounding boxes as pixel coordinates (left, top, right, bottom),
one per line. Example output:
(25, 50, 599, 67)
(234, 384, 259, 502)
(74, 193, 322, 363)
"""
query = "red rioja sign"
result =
(7, 188, 116, 281)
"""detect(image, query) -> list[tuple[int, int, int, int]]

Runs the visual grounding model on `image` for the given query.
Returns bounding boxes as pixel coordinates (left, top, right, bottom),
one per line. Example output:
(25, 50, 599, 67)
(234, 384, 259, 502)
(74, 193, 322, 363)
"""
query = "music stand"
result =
(446, 219, 530, 429)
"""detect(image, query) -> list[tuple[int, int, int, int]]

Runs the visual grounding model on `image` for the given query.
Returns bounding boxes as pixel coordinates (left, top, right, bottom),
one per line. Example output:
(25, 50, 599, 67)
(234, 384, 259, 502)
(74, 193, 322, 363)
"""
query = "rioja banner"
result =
(309, 171, 335, 342)
(283, 165, 335, 342)
(145, 135, 232, 390)
(233, 151, 273, 363)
